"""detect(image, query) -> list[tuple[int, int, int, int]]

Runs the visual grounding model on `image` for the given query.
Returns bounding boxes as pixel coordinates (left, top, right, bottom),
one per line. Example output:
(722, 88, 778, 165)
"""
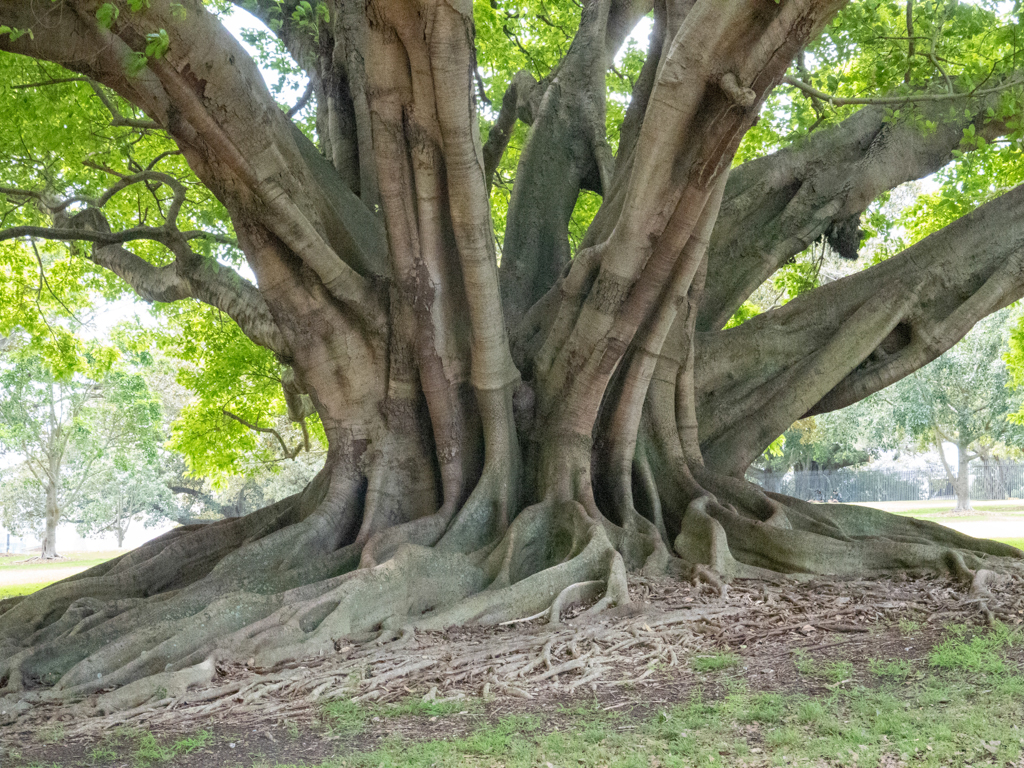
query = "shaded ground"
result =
(3, 566, 1024, 768)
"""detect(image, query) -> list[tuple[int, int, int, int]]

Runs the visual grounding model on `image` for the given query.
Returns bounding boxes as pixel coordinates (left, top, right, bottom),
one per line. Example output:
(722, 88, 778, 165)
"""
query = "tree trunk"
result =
(0, 0, 1022, 715)
(40, 479, 59, 560)
(955, 441, 974, 513)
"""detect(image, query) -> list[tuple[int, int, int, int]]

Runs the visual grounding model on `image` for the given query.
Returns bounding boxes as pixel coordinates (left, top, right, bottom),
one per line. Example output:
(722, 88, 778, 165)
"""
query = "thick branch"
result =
(0, 0, 389, 324)
(54, 209, 291, 359)
(499, 0, 652, 329)
(482, 69, 538, 190)
(698, 83, 1016, 331)
(695, 181, 1024, 474)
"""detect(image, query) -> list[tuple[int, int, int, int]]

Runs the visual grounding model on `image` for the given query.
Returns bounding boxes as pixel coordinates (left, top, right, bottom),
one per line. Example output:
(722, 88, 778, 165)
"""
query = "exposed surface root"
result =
(2, 463, 1021, 726)
(673, 490, 1023, 583)
(4, 567, 1022, 736)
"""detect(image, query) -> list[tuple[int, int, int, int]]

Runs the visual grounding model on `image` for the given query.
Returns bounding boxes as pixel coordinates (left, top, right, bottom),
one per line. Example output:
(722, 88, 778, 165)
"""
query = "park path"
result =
(0, 566, 86, 585)
(942, 517, 1024, 540)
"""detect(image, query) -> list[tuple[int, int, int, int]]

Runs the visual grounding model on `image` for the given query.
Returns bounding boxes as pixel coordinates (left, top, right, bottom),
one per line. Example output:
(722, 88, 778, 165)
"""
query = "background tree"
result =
(70, 450, 176, 548)
(65, 357, 177, 547)
(0, 335, 168, 555)
(0, 0, 1023, 714)
(885, 309, 1023, 511)
(749, 410, 880, 498)
(0, 339, 106, 558)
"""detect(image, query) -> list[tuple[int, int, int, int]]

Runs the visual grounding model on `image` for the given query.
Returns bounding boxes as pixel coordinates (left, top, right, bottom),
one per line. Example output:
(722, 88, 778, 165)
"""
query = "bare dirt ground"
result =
(3, 563, 1024, 767)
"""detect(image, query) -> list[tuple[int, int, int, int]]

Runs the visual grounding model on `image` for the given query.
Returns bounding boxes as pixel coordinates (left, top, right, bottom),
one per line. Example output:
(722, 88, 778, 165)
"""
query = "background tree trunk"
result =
(955, 439, 974, 512)
(41, 479, 59, 560)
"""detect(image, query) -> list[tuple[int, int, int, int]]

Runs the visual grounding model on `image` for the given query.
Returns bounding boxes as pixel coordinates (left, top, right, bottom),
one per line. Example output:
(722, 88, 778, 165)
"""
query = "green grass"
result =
(929, 622, 1021, 675)
(869, 658, 916, 679)
(310, 630, 1020, 767)
(0, 552, 120, 599)
(340, 627, 1024, 768)
(865, 500, 1024, 517)
(321, 700, 367, 736)
(0, 582, 51, 599)
(321, 695, 484, 736)
(80, 728, 214, 766)
(691, 651, 741, 672)
(792, 650, 855, 683)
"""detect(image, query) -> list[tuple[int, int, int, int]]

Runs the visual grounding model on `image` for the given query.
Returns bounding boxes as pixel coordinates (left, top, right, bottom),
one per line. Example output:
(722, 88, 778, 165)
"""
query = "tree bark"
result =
(955, 439, 974, 513)
(41, 480, 60, 561)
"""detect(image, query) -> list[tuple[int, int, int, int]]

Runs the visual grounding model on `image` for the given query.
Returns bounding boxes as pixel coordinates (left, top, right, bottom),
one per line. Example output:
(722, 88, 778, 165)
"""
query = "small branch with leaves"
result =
(782, 74, 1023, 108)
(222, 410, 309, 460)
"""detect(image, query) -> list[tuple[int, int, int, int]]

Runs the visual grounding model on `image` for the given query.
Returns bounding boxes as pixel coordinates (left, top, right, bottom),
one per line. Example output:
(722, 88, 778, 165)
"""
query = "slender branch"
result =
(88, 81, 161, 130)
(30, 239, 81, 323)
(12, 76, 91, 89)
(927, 5, 955, 93)
(782, 74, 1023, 106)
(905, 0, 915, 84)
(145, 150, 182, 170)
(285, 78, 314, 118)
(222, 409, 303, 459)
(4, 207, 290, 357)
(0, 186, 97, 212)
(0, 224, 232, 248)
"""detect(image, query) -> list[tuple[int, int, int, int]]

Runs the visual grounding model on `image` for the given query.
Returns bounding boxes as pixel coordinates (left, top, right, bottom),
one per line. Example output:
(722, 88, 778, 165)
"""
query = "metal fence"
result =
(746, 461, 1024, 503)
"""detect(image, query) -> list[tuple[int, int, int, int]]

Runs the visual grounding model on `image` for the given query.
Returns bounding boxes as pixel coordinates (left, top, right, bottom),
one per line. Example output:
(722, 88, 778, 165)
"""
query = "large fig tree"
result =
(1, 0, 1023, 711)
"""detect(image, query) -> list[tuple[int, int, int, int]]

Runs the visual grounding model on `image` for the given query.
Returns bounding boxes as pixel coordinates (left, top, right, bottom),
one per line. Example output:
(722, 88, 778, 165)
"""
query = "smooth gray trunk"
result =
(954, 442, 973, 512)
(41, 479, 59, 559)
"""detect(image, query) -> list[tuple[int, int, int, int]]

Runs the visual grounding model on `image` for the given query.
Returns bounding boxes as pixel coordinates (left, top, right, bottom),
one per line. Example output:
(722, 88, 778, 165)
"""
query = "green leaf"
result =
(144, 29, 170, 60)
(0, 25, 33, 41)
(126, 50, 149, 76)
(170, 3, 187, 22)
(126, 0, 150, 12)
(96, 3, 119, 29)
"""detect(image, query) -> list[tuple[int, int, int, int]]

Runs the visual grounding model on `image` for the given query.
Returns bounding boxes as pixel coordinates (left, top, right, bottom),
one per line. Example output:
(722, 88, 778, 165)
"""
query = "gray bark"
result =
(699, 88, 1015, 331)
(695, 180, 1024, 475)
(955, 442, 973, 512)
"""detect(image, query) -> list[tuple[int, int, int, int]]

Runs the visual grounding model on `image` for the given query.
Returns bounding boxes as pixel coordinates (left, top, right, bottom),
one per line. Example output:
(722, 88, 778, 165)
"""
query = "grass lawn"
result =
(854, 499, 1024, 517)
(0, 581, 54, 599)
(0, 550, 121, 572)
(0, 550, 120, 598)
